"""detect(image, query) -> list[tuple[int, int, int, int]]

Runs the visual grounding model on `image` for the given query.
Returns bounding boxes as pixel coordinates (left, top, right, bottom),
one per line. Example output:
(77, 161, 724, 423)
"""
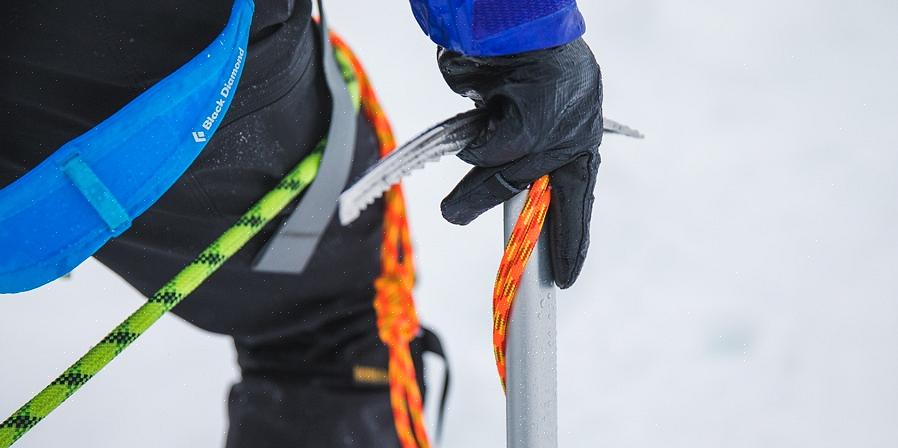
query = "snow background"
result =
(3, 0, 898, 446)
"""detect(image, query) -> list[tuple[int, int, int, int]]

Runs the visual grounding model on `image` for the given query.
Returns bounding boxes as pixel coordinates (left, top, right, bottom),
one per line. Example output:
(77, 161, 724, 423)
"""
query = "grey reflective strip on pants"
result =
(252, 0, 358, 273)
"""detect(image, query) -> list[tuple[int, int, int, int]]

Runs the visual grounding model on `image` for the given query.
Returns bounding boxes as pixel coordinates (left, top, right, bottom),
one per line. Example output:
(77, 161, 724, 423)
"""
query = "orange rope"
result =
(331, 34, 430, 448)
(492, 176, 552, 390)
(332, 29, 553, 443)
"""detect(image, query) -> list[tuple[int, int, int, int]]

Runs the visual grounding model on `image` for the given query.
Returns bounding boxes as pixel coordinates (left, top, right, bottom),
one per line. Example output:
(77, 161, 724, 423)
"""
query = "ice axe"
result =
(338, 111, 643, 447)
(337, 110, 642, 225)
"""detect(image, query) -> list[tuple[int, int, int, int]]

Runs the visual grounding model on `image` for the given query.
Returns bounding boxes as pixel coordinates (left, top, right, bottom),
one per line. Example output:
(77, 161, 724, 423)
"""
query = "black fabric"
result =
(226, 374, 398, 448)
(0, 0, 311, 189)
(419, 328, 451, 441)
(91, 25, 406, 446)
(230, 330, 446, 448)
(0, 3, 438, 446)
(437, 38, 604, 289)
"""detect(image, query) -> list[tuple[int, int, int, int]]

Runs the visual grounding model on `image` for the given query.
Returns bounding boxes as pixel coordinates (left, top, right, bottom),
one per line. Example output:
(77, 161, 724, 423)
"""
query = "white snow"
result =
(2, 1, 898, 447)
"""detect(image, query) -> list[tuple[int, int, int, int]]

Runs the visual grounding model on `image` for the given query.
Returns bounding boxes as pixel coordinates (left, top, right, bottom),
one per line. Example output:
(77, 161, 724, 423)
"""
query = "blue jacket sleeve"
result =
(408, 0, 586, 56)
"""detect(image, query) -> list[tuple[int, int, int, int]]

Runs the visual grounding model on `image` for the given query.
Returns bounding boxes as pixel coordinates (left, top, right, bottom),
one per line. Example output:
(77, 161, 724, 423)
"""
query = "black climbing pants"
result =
(1, 2, 424, 446)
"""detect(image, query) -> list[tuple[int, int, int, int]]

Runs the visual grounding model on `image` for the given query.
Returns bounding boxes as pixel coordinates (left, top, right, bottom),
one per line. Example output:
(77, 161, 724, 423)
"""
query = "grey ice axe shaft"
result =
(504, 192, 558, 448)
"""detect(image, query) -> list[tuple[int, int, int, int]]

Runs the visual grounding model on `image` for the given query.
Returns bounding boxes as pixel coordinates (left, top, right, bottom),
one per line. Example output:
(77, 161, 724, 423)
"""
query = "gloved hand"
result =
(438, 38, 603, 289)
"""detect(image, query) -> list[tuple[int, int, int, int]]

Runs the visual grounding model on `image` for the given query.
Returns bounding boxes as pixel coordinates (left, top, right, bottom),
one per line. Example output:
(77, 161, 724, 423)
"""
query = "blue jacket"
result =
(409, 0, 585, 56)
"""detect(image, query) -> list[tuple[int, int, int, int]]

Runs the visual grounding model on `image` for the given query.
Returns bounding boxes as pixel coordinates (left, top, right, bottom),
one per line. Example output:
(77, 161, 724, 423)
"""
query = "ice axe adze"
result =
(337, 110, 643, 225)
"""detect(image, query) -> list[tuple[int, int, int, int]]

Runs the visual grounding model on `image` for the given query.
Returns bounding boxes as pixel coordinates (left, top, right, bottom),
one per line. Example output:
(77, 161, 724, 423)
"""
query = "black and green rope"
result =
(0, 148, 322, 447)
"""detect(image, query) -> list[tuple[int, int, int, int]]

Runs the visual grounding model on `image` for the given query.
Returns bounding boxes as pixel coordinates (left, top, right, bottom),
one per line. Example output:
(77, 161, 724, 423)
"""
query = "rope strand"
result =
(492, 176, 552, 390)
(331, 34, 431, 448)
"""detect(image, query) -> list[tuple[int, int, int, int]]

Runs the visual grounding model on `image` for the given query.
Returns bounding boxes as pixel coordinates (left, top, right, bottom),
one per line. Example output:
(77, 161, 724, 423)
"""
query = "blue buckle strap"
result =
(61, 156, 131, 235)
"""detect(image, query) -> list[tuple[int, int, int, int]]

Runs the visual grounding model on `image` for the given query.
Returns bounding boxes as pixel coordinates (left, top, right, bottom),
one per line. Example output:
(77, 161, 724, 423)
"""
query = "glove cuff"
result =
(410, 0, 586, 56)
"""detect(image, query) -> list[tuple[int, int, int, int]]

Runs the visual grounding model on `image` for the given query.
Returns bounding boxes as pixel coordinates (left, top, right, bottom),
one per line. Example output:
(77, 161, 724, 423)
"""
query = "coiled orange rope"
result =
(334, 30, 553, 445)
(492, 176, 552, 390)
(330, 35, 430, 448)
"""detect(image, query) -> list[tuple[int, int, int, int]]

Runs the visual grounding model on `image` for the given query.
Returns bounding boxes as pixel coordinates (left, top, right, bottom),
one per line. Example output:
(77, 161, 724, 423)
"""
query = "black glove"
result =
(438, 38, 603, 289)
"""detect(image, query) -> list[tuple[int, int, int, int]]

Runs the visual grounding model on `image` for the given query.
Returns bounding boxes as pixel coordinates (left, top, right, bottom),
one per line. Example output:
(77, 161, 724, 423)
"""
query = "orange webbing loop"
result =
(330, 35, 430, 448)
(492, 176, 552, 390)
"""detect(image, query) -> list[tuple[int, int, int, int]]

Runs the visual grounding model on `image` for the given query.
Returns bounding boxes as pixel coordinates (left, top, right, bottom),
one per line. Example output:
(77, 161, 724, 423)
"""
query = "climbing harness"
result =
(0, 5, 437, 448)
(0, 0, 253, 294)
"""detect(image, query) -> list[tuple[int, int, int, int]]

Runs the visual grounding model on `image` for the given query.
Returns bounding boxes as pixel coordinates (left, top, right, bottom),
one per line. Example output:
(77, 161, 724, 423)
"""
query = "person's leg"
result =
(93, 20, 423, 447)
(226, 329, 434, 448)
(2, 3, 424, 443)
(98, 106, 410, 446)
(225, 286, 400, 448)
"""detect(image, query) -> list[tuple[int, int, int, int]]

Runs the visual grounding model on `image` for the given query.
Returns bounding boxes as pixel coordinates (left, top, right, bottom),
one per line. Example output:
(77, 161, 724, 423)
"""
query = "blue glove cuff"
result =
(410, 0, 586, 56)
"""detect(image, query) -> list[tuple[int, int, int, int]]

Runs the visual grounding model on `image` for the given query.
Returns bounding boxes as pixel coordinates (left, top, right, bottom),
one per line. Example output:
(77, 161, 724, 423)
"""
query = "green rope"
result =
(0, 147, 323, 448)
